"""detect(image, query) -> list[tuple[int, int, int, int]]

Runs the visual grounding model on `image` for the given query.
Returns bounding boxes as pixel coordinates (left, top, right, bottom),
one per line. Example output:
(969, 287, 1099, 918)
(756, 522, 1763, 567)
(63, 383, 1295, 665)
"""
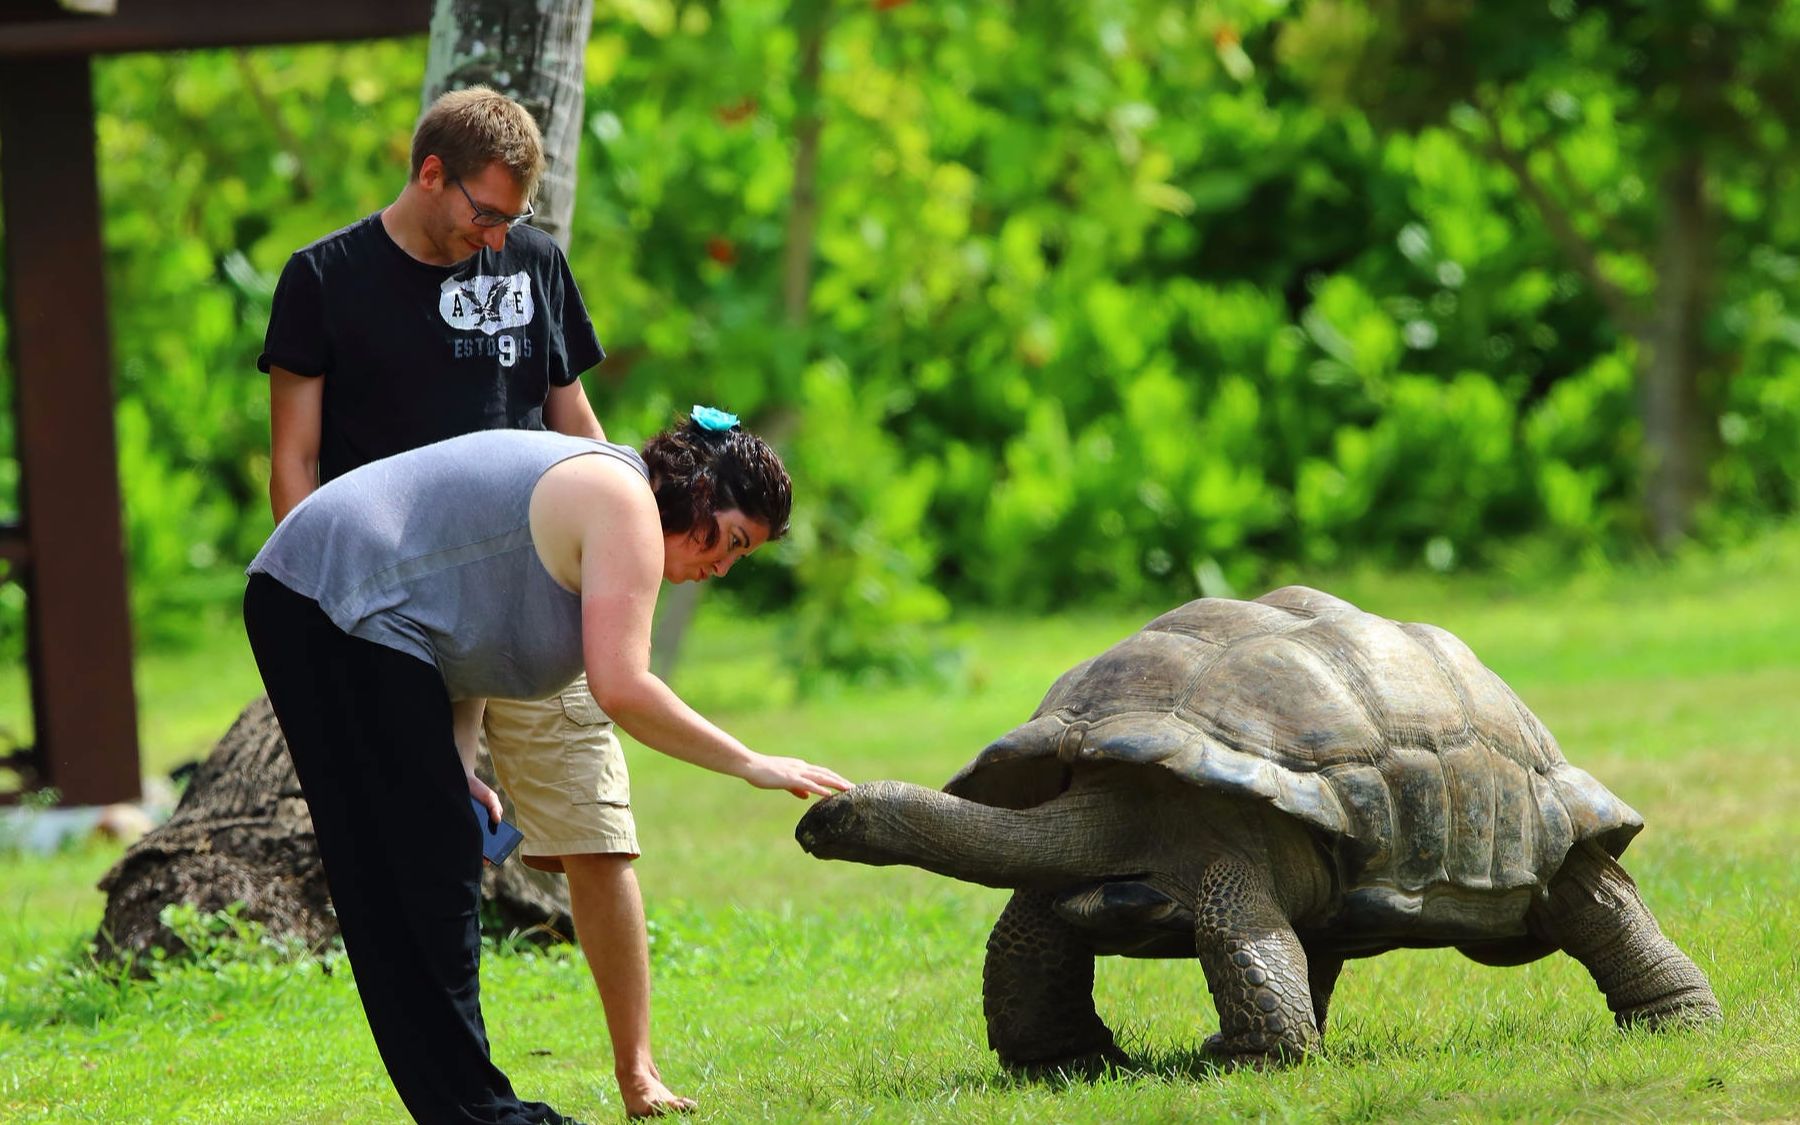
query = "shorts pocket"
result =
(558, 685, 610, 728)
(558, 777, 630, 809)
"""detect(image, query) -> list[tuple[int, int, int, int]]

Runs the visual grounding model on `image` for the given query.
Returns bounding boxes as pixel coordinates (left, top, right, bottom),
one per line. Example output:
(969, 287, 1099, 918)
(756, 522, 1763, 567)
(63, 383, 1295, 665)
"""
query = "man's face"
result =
(421, 157, 531, 262)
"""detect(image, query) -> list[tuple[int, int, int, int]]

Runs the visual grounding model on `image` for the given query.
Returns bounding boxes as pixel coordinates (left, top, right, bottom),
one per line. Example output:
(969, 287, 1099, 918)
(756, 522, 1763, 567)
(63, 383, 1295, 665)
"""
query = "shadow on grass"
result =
(919, 1021, 1552, 1095)
(925, 1047, 1257, 1095)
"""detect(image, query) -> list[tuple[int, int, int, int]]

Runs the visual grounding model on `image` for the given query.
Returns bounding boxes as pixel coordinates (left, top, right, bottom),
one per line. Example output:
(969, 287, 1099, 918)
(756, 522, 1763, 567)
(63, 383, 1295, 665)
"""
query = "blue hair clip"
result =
(691, 404, 740, 432)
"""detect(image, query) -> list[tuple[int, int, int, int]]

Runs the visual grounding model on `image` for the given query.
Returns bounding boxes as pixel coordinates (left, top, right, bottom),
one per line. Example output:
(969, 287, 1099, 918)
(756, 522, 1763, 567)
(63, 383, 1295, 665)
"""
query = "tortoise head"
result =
(795, 781, 934, 866)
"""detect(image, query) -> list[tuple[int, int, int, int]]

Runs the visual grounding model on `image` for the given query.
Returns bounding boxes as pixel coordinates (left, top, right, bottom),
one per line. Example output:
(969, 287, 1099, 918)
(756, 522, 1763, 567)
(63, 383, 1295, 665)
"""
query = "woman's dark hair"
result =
(642, 417, 792, 546)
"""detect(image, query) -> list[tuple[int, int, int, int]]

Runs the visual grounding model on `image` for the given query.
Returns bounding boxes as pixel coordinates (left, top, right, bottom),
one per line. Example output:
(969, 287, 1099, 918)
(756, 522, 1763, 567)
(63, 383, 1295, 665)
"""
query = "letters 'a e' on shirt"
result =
(258, 212, 605, 483)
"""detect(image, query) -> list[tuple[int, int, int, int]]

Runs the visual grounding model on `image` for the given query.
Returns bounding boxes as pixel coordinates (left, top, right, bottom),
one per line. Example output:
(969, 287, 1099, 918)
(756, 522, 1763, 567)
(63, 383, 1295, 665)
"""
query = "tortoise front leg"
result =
(1194, 858, 1321, 1065)
(1305, 950, 1344, 1040)
(983, 889, 1127, 1075)
(1534, 840, 1722, 1030)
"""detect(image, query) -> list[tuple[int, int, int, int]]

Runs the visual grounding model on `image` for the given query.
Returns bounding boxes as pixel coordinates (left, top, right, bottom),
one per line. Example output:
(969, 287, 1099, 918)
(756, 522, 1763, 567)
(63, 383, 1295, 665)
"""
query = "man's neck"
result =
(380, 188, 468, 267)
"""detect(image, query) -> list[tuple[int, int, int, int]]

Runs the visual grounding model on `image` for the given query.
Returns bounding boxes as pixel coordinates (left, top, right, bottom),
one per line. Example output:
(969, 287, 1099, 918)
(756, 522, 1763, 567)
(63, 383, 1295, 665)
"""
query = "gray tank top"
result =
(248, 429, 648, 701)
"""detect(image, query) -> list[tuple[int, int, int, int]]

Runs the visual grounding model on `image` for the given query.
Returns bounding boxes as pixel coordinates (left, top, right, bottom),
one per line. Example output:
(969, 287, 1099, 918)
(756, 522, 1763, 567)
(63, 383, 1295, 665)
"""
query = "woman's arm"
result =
(588, 643, 846, 797)
(540, 457, 849, 798)
(451, 697, 502, 825)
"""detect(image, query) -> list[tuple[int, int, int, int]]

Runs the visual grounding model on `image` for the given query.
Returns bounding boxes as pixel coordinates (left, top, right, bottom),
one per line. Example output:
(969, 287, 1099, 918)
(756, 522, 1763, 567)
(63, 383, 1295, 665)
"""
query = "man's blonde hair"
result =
(410, 86, 545, 198)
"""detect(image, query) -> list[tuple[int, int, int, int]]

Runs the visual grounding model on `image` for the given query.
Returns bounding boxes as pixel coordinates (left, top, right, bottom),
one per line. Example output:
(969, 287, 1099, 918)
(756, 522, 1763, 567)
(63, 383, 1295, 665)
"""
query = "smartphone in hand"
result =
(470, 795, 524, 866)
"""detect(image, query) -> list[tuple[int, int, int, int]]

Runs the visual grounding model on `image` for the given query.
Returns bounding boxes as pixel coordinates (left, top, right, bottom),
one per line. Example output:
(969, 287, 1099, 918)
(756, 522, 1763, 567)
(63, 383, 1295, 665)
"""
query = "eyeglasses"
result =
(453, 178, 535, 228)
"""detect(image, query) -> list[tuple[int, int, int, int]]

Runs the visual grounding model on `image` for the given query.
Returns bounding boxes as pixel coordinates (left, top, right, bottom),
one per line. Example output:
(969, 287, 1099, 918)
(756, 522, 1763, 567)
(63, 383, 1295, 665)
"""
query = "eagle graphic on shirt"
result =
(439, 271, 535, 336)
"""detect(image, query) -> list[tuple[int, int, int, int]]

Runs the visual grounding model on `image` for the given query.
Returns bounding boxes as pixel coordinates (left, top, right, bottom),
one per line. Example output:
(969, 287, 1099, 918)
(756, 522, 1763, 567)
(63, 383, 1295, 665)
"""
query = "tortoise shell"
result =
(945, 586, 1642, 933)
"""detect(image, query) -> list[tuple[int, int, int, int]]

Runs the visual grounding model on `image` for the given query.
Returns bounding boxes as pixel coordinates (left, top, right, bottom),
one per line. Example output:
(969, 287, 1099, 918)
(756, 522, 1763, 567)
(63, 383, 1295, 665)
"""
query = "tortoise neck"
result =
(822, 780, 1142, 890)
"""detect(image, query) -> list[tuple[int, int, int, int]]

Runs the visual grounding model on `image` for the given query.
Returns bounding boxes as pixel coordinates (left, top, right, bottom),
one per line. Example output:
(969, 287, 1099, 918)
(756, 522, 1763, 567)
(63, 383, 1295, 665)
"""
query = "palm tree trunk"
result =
(423, 0, 594, 246)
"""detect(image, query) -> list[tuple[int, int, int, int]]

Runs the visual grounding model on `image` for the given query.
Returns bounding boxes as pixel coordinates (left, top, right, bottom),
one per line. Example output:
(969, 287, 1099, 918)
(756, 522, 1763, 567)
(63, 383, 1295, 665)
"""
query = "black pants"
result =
(244, 574, 576, 1125)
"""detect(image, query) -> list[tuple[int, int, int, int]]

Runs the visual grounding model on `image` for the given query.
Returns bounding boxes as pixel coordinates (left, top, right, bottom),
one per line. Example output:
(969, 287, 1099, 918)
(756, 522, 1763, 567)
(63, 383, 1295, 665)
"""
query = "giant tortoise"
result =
(796, 586, 1721, 1072)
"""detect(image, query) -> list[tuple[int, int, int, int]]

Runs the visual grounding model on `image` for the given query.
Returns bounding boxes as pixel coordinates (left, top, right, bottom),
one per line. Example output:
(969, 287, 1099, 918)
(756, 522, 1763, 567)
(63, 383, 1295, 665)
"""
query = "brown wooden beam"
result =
(0, 55, 140, 805)
(0, 1, 114, 24)
(0, 0, 429, 57)
(0, 522, 26, 565)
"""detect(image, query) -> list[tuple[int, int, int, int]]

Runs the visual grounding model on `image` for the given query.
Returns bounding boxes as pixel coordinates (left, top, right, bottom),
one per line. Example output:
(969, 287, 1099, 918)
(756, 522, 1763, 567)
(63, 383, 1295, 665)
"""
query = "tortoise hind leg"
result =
(983, 889, 1128, 1075)
(1194, 858, 1322, 1065)
(1532, 840, 1722, 1030)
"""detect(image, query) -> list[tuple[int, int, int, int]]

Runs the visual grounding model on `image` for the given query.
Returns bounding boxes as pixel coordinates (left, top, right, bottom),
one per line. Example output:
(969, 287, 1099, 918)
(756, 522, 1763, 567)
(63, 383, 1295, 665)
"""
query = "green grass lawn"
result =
(3, 529, 1799, 1121)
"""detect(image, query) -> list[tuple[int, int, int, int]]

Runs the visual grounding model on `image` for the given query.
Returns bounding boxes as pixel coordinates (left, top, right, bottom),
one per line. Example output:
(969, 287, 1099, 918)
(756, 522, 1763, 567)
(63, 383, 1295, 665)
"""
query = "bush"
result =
(6, 9, 1799, 686)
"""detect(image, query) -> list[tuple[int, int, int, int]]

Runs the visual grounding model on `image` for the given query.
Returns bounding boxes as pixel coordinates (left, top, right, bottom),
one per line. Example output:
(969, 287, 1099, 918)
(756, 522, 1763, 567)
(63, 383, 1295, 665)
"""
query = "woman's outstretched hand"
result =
(468, 772, 504, 827)
(741, 755, 853, 799)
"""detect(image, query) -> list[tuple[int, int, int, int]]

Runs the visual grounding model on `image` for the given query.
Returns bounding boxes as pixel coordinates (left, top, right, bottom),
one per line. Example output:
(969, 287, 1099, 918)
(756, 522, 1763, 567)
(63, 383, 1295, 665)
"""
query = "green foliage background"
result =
(3, 0, 1800, 681)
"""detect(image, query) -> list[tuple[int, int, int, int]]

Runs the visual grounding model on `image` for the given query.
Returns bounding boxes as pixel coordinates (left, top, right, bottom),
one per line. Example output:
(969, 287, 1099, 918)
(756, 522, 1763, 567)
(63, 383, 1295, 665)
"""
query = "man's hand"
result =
(739, 755, 853, 800)
(468, 773, 503, 828)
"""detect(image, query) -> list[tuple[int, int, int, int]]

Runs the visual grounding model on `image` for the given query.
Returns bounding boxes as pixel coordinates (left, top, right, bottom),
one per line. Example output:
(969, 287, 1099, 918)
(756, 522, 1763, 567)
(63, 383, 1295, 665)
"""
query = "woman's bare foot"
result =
(619, 1067, 696, 1119)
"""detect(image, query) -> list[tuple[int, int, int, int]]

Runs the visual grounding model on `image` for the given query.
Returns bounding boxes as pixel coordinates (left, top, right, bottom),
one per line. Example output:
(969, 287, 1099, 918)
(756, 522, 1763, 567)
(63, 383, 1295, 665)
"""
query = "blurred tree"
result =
(11, 0, 1799, 691)
(1278, 0, 1800, 550)
(650, 0, 836, 681)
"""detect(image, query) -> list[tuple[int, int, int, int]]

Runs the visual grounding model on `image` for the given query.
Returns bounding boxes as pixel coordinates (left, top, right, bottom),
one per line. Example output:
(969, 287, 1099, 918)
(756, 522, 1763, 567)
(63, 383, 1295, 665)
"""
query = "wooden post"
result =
(0, 54, 141, 804)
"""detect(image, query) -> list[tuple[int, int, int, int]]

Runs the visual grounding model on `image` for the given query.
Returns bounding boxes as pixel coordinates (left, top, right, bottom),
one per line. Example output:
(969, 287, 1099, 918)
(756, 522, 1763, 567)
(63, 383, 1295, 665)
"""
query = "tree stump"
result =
(96, 696, 574, 963)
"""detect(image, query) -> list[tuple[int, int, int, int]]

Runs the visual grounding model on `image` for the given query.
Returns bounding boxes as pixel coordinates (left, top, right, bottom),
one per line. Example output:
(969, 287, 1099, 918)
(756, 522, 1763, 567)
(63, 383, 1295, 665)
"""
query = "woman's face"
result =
(662, 509, 771, 584)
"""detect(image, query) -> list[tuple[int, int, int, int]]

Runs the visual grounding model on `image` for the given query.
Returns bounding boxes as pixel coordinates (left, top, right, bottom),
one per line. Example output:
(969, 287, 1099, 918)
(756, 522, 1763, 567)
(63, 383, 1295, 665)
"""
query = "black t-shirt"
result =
(258, 212, 605, 483)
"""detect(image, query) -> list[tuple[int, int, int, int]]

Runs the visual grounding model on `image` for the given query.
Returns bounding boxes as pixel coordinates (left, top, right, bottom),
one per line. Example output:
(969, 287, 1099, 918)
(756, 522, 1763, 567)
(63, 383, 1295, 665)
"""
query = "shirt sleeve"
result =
(257, 251, 330, 377)
(546, 245, 604, 387)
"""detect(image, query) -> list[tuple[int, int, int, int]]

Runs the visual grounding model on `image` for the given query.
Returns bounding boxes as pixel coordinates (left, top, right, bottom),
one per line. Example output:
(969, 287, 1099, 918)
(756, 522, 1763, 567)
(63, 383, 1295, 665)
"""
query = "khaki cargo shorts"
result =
(483, 673, 638, 872)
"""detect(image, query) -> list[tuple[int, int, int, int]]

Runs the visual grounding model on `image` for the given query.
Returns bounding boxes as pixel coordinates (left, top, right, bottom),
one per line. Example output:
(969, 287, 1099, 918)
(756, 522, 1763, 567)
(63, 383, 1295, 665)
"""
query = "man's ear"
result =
(417, 153, 446, 190)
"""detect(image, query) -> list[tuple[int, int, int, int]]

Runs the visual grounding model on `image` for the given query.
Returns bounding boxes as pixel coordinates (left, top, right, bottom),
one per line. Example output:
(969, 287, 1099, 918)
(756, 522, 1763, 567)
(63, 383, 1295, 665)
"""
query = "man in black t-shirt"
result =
(259, 87, 695, 1120)
(261, 197, 603, 487)
(262, 102, 606, 498)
